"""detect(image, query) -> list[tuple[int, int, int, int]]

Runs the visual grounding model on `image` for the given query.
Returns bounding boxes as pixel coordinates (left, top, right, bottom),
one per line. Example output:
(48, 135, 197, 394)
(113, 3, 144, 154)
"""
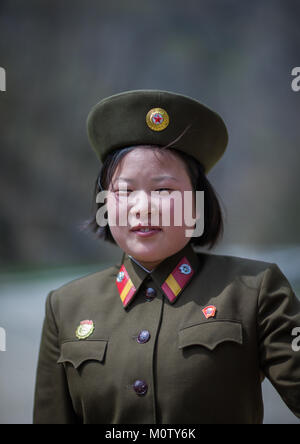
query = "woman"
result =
(33, 90, 300, 424)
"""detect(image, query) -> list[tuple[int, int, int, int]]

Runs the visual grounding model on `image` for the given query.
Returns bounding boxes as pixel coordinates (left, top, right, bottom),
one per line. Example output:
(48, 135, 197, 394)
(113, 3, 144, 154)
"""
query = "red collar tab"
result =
(161, 256, 194, 304)
(116, 264, 137, 308)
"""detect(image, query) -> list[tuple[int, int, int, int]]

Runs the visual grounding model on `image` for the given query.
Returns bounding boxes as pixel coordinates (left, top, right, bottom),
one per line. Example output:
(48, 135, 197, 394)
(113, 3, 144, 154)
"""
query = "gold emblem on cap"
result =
(146, 108, 169, 131)
(76, 320, 94, 340)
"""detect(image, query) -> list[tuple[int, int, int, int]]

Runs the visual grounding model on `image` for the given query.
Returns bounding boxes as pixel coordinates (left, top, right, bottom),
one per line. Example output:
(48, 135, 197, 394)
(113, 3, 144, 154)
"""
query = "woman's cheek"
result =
(166, 194, 186, 228)
(183, 191, 197, 228)
(107, 195, 128, 228)
(106, 194, 118, 227)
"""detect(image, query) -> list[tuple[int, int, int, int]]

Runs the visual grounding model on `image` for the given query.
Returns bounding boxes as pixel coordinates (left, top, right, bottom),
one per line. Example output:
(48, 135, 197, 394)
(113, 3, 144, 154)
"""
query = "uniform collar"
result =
(115, 243, 201, 308)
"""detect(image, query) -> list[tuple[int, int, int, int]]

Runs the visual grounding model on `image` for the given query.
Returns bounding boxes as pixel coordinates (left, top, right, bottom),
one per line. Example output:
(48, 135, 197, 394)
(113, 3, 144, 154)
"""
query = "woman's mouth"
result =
(130, 226, 162, 237)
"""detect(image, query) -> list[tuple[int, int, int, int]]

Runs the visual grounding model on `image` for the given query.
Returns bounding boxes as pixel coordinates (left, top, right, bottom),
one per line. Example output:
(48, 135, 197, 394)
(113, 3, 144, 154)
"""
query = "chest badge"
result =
(76, 320, 95, 340)
(202, 305, 216, 319)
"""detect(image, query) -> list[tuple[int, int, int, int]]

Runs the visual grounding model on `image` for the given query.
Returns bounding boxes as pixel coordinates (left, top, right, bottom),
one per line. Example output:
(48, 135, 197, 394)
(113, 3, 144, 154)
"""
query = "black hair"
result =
(84, 145, 224, 249)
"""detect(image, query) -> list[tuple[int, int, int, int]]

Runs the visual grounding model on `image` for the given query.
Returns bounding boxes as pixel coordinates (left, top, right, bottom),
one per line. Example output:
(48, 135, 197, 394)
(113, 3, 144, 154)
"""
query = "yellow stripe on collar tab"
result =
(164, 274, 181, 298)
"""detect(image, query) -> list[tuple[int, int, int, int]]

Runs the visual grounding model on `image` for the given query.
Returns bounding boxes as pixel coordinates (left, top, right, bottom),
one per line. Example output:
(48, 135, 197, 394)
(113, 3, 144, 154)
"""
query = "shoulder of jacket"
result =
(195, 250, 277, 287)
(48, 263, 119, 305)
(200, 251, 274, 271)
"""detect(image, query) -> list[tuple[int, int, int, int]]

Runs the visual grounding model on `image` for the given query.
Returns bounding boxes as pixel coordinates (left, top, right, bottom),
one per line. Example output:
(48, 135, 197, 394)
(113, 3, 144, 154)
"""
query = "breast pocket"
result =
(57, 340, 108, 369)
(178, 320, 243, 351)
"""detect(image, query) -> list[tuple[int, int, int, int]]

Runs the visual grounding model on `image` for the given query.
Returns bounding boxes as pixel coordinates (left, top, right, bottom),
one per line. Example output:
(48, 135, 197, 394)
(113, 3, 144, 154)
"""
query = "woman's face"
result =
(106, 147, 196, 270)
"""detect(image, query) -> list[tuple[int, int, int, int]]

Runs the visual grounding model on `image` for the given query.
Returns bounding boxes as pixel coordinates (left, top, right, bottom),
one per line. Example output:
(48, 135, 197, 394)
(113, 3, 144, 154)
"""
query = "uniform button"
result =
(133, 380, 148, 396)
(137, 330, 151, 344)
(145, 287, 156, 301)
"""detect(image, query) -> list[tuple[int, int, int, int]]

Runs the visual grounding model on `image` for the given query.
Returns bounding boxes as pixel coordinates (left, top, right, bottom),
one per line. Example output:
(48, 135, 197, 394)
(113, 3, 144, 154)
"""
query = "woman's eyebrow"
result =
(151, 175, 178, 182)
(113, 177, 135, 183)
(113, 175, 178, 183)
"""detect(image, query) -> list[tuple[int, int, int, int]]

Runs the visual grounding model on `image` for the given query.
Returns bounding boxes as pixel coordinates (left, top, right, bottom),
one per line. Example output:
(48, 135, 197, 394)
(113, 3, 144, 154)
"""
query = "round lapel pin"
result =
(76, 320, 95, 340)
(117, 271, 125, 282)
(146, 107, 169, 131)
(179, 263, 192, 275)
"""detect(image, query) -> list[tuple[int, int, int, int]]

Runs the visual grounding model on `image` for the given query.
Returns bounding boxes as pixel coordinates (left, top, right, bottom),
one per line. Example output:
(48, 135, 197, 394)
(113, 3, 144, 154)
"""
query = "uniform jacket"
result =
(33, 243, 300, 424)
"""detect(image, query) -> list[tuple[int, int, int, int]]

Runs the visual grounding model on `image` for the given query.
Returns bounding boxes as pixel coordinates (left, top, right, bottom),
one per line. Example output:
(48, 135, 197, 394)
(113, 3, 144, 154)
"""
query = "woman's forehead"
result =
(113, 146, 185, 176)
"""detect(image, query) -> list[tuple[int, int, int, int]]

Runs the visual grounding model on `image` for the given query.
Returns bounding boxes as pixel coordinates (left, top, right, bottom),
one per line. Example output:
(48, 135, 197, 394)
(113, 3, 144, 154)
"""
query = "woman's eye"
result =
(115, 189, 132, 196)
(156, 188, 172, 192)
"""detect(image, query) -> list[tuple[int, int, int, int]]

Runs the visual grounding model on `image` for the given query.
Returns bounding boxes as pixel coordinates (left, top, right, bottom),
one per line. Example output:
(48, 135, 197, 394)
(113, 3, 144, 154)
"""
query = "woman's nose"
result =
(128, 190, 159, 225)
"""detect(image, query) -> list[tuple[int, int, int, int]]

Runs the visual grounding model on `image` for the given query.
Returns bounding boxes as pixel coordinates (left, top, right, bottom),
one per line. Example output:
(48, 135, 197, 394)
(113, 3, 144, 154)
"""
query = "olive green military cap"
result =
(87, 89, 228, 173)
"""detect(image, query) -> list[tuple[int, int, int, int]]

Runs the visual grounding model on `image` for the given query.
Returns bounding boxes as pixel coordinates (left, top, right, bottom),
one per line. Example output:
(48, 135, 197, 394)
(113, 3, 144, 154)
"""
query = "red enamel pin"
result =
(202, 305, 216, 319)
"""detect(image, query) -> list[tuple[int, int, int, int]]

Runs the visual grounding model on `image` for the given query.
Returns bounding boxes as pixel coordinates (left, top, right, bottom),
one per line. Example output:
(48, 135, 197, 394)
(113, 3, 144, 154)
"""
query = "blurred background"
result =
(0, 0, 299, 424)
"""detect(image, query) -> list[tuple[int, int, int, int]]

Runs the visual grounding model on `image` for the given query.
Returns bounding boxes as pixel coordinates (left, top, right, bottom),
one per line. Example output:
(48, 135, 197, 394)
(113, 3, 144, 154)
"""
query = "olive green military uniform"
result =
(33, 243, 300, 423)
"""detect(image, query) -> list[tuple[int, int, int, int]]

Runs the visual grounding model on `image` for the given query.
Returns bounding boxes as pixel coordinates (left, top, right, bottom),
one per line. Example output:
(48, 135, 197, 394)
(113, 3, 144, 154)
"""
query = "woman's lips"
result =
(130, 226, 162, 237)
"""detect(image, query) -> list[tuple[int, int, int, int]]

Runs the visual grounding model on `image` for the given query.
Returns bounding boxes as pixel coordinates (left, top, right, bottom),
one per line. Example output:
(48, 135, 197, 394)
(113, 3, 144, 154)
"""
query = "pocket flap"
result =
(57, 340, 108, 369)
(178, 320, 242, 351)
